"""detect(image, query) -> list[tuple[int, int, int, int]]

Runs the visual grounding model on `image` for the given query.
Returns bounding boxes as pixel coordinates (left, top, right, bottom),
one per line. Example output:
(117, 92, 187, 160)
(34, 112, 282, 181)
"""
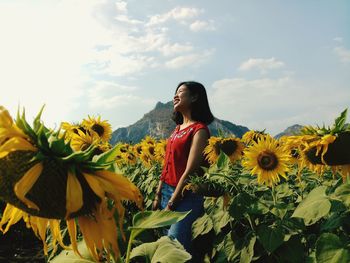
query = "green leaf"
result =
(212, 209, 230, 234)
(50, 240, 95, 263)
(192, 213, 213, 239)
(292, 186, 331, 225)
(270, 202, 290, 220)
(333, 182, 350, 207)
(229, 192, 255, 220)
(130, 236, 192, 263)
(240, 235, 256, 263)
(333, 108, 348, 131)
(93, 144, 121, 165)
(257, 224, 284, 253)
(129, 210, 190, 237)
(275, 235, 305, 263)
(316, 233, 350, 263)
(216, 151, 230, 171)
(33, 105, 45, 132)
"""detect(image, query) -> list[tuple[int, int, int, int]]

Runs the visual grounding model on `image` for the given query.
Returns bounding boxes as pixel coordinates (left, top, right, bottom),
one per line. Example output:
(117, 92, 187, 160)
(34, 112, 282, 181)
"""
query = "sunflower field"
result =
(0, 105, 350, 263)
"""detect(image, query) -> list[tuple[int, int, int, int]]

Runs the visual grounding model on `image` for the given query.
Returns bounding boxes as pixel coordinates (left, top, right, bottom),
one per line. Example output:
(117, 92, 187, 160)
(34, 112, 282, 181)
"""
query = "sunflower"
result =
(242, 130, 270, 145)
(82, 115, 112, 142)
(242, 136, 291, 186)
(141, 135, 156, 146)
(204, 136, 244, 164)
(70, 129, 100, 152)
(155, 139, 167, 164)
(0, 106, 143, 261)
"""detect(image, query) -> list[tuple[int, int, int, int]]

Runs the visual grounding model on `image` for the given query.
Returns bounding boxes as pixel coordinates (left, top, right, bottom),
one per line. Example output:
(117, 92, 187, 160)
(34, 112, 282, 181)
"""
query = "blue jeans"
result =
(160, 182, 204, 255)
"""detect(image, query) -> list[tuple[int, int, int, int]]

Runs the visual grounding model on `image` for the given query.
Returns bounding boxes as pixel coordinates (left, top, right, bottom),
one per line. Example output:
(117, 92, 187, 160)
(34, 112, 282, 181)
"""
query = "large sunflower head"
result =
(0, 105, 143, 261)
(82, 115, 112, 142)
(204, 136, 244, 164)
(242, 136, 291, 186)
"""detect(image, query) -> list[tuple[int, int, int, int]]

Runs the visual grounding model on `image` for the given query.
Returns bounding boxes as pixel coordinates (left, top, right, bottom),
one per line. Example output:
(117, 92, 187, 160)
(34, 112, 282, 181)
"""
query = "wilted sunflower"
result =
(242, 136, 291, 186)
(82, 115, 112, 142)
(204, 136, 244, 164)
(0, 106, 143, 261)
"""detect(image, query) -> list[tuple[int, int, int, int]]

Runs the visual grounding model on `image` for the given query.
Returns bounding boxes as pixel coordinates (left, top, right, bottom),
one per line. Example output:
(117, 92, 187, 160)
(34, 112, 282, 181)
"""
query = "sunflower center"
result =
(220, 140, 238, 156)
(257, 151, 278, 170)
(91, 124, 105, 137)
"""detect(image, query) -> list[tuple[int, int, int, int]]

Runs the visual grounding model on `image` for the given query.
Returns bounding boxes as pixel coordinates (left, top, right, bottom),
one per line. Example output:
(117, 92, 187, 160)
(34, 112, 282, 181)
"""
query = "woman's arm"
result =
(167, 129, 209, 208)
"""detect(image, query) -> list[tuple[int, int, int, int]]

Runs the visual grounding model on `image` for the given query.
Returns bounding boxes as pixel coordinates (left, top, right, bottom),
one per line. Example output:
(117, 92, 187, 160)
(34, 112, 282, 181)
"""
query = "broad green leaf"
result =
(292, 186, 331, 225)
(333, 183, 350, 207)
(50, 241, 95, 263)
(257, 225, 284, 253)
(212, 209, 230, 234)
(275, 235, 304, 263)
(229, 192, 255, 220)
(130, 236, 191, 263)
(192, 213, 213, 239)
(129, 210, 190, 238)
(240, 235, 256, 263)
(333, 108, 347, 131)
(216, 231, 238, 262)
(316, 233, 350, 263)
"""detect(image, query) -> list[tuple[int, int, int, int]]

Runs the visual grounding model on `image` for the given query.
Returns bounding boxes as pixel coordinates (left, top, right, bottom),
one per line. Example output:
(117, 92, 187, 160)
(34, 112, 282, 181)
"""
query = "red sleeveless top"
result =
(160, 122, 210, 187)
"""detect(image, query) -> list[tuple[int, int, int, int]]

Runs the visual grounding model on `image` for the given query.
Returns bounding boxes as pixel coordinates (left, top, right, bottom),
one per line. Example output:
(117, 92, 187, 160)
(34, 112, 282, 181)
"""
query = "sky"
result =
(0, 0, 349, 136)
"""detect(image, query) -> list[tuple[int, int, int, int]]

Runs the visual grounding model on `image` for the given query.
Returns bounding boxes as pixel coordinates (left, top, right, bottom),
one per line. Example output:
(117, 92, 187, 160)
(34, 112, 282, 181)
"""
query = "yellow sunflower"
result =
(0, 106, 143, 262)
(242, 130, 270, 145)
(204, 136, 244, 164)
(242, 136, 291, 186)
(82, 115, 112, 142)
(155, 139, 167, 164)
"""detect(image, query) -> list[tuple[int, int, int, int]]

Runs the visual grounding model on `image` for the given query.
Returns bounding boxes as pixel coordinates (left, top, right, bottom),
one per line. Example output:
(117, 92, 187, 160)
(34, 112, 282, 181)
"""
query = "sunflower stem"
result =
(271, 185, 277, 206)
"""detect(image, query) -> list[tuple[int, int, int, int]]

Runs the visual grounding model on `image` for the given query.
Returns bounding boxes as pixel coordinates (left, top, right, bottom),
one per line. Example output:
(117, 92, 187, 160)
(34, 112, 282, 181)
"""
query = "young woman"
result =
(152, 81, 214, 258)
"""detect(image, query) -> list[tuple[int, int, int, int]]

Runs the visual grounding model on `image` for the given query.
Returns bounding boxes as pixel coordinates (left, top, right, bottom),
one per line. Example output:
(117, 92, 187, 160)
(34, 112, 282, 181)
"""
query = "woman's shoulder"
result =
(192, 122, 210, 136)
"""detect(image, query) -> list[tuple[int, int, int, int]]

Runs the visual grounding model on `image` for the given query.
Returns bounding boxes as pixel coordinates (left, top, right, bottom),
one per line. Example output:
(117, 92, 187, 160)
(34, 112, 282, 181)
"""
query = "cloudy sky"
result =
(0, 0, 349, 135)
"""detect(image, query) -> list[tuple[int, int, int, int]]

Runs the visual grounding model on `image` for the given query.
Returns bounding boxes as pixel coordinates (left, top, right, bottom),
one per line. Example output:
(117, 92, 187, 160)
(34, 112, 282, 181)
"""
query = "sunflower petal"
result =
(14, 162, 43, 210)
(67, 219, 82, 257)
(0, 137, 36, 158)
(0, 106, 13, 128)
(94, 170, 143, 208)
(0, 204, 24, 233)
(66, 171, 83, 218)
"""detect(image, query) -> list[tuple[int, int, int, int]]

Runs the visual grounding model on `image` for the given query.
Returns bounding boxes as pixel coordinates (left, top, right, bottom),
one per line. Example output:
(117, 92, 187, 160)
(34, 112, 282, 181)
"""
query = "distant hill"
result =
(275, 124, 303, 138)
(110, 101, 250, 144)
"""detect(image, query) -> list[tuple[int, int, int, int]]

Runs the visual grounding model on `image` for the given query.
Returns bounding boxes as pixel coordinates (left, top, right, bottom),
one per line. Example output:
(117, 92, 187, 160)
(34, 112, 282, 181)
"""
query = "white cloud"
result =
(115, 1, 127, 13)
(209, 76, 349, 135)
(160, 43, 193, 56)
(165, 50, 214, 69)
(238, 57, 285, 73)
(190, 20, 216, 32)
(147, 7, 201, 26)
(334, 46, 350, 63)
(87, 81, 155, 110)
(333, 37, 343, 43)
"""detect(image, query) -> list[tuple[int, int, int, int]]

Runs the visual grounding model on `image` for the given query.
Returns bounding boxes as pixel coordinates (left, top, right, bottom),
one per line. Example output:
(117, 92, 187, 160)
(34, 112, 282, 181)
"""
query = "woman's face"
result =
(173, 84, 192, 112)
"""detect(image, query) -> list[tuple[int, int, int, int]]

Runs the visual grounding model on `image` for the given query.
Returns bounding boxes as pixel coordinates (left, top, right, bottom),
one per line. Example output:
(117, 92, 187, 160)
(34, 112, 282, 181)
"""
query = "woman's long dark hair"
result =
(172, 81, 214, 125)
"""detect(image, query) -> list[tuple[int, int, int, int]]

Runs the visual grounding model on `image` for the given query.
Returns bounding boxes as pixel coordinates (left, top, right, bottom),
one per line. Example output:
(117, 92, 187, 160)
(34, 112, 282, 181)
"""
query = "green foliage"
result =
(49, 241, 95, 263)
(130, 236, 191, 263)
(316, 233, 350, 263)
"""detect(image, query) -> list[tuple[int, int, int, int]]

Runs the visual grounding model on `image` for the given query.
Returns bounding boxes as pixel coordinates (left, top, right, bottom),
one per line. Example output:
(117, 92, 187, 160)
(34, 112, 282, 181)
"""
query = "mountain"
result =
(110, 101, 250, 144)
(275, 124, 303, 138)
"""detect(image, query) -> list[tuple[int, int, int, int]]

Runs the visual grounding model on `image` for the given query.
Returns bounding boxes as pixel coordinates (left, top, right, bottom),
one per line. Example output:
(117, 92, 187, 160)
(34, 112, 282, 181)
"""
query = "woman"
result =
(152, 81, 214, 257)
